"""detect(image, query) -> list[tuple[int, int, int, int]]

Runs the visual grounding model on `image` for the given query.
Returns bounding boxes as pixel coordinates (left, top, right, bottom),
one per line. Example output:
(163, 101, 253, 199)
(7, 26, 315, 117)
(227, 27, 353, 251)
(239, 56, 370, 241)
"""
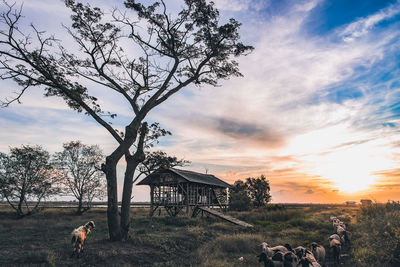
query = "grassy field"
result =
(349, 201, 400, 266)
(0, 204, 361, 266)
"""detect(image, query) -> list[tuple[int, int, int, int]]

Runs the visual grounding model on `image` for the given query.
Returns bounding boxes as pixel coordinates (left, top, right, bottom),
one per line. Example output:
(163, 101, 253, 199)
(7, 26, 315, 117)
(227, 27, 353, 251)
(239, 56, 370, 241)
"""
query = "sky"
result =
(0, 0, 400, 203)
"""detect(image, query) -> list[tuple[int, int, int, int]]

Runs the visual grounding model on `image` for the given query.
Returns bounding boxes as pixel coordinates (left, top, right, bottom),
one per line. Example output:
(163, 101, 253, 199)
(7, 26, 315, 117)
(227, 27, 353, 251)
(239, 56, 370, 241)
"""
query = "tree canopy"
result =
(53, 141, 106, 214)
(230, 175, 271, 210)
(0, 145, 60, 217)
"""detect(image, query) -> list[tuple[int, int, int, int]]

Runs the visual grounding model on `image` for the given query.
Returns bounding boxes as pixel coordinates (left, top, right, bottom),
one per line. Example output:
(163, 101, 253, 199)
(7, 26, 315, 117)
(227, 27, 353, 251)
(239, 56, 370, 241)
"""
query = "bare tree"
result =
(53, 141, 106, 215)
(0, 0, 253, 240)
(0, 145, 60, 217)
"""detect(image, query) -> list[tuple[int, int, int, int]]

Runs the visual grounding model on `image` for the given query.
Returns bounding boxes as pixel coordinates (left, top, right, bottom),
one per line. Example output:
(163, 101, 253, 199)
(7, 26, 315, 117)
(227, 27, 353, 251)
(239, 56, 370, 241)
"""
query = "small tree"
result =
(0, 145, 60, 217)
(246, 175, 271, 207)
(229, 180, 251, 211)
(53, 141, 106, 214)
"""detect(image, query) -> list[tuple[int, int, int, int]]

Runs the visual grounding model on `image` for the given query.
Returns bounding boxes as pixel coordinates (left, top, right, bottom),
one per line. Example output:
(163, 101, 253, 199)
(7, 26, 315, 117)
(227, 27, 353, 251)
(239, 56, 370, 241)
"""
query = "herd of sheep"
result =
(257, 215, 351, 266)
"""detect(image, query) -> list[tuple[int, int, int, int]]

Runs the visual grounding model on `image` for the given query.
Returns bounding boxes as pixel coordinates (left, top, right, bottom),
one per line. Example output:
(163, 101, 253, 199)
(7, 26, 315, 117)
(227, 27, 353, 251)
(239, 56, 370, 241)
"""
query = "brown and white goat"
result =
(71, 221, 95, 258)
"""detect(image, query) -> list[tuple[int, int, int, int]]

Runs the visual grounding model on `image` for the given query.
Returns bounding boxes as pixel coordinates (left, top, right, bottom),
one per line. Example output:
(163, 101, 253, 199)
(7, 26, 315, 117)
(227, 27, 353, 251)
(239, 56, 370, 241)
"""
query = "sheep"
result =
(336, 226, 347, 242)
(258, 252, 275, 267)
(332, 221, 340, 231)
(282, 251, 298, 267)
(283, 243, 293, 252)
(310, 242, 325, 266)
(293, 246, 308, 259)
(329, 233, 344, 245)
(298, 253, 321, 267)
(260, 242, 289, 257)
(258, 251, 298, 267)
(71, 221, 95, 258)
(343, 230, 352, 245)
(329, 239, 341, 265)
(271, 251, 285, 267)
(333, 220, 346, 232)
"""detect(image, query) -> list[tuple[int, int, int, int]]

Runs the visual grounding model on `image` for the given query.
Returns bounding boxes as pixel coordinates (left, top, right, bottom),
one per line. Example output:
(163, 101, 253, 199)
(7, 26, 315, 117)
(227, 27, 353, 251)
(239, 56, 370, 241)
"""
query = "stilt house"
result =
(137, 168, 231, 217)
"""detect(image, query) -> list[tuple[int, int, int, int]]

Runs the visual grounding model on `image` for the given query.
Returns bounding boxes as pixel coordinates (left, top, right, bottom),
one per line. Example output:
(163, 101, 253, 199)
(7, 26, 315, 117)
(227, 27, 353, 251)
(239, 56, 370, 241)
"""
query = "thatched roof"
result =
(137, 168, 232, 188)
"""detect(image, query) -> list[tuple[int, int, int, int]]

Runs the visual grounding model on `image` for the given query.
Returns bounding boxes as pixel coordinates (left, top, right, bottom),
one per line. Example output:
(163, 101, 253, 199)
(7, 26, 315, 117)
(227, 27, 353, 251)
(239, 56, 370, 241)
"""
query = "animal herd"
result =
(257, 215, 351, 266)
(69, 215, 352, 265)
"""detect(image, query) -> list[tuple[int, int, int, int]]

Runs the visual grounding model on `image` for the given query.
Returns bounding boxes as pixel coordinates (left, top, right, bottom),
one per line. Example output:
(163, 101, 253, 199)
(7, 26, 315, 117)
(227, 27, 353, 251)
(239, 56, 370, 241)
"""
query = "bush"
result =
(229, 192, 251, 211)
(351, 201, 400, 266)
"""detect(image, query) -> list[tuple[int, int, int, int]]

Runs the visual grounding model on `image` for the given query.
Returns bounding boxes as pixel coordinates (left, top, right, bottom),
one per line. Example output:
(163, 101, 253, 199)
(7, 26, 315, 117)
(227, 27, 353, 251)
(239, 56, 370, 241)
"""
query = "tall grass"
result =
(350, 201, 400, 266)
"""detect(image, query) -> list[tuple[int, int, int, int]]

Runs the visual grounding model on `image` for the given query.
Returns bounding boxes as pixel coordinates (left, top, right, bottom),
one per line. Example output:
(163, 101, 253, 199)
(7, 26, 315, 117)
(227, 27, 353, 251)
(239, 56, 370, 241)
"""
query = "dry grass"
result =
(0, 204, 359, 266)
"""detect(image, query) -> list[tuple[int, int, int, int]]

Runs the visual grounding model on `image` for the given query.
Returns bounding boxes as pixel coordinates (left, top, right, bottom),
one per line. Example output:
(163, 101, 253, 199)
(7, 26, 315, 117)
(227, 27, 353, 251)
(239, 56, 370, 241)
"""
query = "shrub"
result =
(229, 191, 251, 211)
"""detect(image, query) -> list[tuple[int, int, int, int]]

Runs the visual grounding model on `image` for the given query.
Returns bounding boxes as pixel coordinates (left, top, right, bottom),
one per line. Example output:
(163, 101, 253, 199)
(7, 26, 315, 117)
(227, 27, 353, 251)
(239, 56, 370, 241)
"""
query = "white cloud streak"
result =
(340, 0, 400, 42)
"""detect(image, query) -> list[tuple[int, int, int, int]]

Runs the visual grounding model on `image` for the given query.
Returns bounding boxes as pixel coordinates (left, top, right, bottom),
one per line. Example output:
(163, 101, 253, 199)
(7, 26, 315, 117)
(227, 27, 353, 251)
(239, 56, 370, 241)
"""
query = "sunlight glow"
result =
(284, 124, 394, 194)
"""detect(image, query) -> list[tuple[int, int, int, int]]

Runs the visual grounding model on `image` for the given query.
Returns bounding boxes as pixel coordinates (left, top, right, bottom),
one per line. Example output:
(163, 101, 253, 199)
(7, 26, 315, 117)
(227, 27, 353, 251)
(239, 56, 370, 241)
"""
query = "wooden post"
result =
(186, 183, 190, 216)
(195, 184, 198, 206)
(150, 185, 154, 217)
(208, 187, 211, 208)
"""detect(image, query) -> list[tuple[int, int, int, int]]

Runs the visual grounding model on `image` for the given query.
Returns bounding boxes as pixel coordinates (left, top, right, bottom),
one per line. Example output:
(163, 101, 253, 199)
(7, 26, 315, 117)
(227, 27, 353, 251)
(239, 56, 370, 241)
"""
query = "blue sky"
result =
(1, 0, 400, 203)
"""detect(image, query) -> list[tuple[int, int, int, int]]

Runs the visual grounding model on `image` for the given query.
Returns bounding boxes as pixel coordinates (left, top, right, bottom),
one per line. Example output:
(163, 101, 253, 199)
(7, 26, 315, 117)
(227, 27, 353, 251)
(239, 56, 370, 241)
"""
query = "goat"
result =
(310, 242, 325, 266)
(71, 221, 95, 258)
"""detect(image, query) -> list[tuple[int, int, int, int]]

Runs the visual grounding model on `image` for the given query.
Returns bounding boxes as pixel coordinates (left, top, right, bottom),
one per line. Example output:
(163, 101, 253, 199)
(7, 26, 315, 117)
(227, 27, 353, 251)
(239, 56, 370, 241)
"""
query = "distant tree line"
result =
(0, 141, 188, 217)
(229, 175, 272, 211)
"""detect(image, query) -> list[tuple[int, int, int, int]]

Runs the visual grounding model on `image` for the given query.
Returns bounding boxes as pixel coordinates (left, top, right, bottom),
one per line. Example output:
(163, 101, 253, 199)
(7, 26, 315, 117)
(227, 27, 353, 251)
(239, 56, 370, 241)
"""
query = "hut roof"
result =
(137, 168, 232, 188)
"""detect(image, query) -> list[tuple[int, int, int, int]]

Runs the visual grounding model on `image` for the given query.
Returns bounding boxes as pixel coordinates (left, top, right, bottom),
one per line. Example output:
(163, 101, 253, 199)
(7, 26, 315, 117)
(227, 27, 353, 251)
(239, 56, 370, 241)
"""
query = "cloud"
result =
(305, 189, 314, 194)
(212, 0, 270, 12)
(339, 0, 400, 42)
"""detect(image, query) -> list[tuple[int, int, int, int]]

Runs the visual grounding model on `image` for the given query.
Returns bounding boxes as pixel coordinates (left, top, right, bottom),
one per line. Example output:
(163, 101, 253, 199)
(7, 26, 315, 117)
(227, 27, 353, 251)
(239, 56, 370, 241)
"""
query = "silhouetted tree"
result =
(0, 145, 60, 217)
(53, 141, 106, 215)
(229, 180, 251, 211)
(0, 0, 253, 240)
(246, 175, 271, 207)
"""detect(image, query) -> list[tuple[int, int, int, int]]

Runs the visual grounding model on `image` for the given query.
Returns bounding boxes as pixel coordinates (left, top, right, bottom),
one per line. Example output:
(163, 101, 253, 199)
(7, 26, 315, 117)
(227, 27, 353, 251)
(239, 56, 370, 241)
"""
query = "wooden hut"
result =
(137, 168, 231, 217)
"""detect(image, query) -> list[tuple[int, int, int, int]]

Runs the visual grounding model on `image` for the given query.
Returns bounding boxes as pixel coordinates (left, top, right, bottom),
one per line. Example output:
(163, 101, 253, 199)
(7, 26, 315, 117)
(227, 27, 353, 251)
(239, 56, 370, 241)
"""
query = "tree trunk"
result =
(77, 197, 83, 215)
(120, 156, 139, 240)
(102, 120, 144, 241)
(120, 123, 147, 240)
(103, 156, 122, 241)
(17, 191, 25, 217)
